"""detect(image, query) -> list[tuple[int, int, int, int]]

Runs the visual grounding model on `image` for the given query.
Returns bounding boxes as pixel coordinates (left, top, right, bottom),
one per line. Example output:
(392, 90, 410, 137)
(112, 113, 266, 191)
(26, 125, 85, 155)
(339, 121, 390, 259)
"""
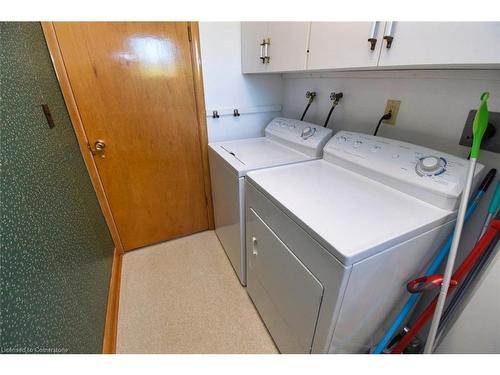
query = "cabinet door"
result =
(241, 22, 269, 73)
(378, 22, 500, 67)
(308, 22, 385, 70)
(266, 22, 310, 72)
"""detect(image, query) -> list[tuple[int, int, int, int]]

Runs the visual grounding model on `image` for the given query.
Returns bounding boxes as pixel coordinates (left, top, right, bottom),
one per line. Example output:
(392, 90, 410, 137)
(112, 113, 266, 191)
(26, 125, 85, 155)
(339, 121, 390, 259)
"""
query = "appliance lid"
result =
(209, 137, 315, 175)
(247, 160, 454, 266)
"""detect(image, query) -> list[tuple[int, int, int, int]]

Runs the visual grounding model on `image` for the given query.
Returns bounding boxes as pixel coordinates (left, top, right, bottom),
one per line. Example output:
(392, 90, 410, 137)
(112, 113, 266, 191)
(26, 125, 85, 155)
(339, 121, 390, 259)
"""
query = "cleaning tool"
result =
(435, 179, 500, 344)
(478, 180, 500, 239)
(435, 219, 500, 347)
(371, 167, 496, 354)
(423, 92, 490, 353)
(391, 209, 500, 354)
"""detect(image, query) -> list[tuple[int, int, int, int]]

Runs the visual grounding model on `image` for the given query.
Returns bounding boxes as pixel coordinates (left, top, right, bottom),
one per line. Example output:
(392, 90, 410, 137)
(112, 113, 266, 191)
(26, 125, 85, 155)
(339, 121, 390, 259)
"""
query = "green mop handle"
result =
(424, 91, 490, 354)
(470, 92, 490, 159)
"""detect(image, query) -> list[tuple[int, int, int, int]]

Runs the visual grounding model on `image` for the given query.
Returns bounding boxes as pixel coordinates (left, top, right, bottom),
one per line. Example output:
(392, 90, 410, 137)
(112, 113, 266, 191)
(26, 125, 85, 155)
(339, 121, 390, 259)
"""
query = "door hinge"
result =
(187, 24, 192, 42)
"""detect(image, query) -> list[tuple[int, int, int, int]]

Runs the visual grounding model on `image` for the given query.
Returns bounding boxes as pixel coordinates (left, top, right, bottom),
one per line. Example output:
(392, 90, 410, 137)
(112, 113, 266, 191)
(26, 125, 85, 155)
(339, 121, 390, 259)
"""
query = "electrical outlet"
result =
(384, 100, 401, 125)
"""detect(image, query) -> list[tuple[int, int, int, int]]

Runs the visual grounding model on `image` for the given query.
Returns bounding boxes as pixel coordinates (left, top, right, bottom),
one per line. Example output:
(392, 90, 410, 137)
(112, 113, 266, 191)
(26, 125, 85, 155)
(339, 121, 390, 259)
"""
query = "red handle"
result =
(406, 275, 457, 294)
(391, 217, 500, 354)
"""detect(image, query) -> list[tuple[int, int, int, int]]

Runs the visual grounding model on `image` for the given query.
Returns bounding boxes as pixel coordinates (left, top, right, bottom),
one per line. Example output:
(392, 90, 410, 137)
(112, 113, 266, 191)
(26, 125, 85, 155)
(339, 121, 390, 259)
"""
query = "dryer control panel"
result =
(324, 131, 485, 211)
(265, 118, 333, 157)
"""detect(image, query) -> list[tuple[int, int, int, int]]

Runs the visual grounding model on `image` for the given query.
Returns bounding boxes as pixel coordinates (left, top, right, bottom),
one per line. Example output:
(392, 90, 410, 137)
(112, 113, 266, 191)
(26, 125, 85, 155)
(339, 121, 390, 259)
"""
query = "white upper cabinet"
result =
(241, 22, 500, 73)
(307, 22, 385, 70)
(241, 22, 269, 73)
(378, 22, 500, 68)
(241, 22, 310, 73)
(266, 22, 310, 72)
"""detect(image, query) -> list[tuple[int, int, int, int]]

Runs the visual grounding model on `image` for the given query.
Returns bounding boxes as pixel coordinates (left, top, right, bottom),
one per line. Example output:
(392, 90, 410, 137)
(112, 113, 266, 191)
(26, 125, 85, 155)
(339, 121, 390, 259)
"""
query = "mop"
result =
(371, 163, 496, 354)
(391, 209, 500, 354)
(423, 92, 490, 353)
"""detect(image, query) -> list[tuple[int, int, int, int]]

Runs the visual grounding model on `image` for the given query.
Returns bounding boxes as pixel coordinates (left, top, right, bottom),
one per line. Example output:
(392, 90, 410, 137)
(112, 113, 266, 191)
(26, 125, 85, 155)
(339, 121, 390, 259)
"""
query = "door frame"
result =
(41, 22, 215, 254)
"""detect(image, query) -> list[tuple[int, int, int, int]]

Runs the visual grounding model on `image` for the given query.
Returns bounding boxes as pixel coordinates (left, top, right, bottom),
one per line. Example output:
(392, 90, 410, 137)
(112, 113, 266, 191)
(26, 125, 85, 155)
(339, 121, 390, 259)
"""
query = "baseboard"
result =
(103, 248, 123, 354)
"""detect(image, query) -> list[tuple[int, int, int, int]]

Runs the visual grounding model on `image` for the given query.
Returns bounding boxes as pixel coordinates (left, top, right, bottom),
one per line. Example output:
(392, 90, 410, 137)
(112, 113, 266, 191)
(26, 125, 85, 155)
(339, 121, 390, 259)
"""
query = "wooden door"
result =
(266, 22, 310, 72)
(308, 22, 385, 70)
(53, 22, 210, 251)
(377, 22, 500, 68)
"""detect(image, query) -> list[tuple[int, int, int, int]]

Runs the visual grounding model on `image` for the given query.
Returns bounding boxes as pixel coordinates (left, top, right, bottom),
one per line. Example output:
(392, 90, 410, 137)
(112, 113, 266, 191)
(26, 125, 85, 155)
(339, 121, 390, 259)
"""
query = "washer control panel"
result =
(324, 131, 485, 210)
(415, 156, 447, 176)
(265, 117, 333, 157)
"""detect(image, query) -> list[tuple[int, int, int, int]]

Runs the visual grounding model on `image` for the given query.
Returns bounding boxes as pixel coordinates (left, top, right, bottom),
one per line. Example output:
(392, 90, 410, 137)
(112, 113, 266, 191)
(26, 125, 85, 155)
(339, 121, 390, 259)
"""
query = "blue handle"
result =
(488, 181, 500, 215)
(371, 192, 483, 354)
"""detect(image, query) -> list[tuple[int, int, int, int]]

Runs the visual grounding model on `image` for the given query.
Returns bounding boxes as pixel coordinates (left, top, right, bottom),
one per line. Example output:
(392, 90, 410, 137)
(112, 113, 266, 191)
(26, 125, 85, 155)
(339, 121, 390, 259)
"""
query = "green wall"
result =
(0, 22, 114, 354)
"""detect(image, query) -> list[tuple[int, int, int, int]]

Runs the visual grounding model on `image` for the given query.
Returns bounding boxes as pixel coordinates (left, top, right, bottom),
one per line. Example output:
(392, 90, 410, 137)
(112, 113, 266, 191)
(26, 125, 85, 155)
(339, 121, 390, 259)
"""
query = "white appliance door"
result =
(247, 208, 323, 353)
(209, 150, 245, 284)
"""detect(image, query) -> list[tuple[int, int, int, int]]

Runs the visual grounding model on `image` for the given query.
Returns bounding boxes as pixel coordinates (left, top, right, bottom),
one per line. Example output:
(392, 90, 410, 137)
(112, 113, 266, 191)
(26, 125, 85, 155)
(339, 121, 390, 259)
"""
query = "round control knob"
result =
(301, 126, 316, 140)
(353, 140, 363, 148)
(415, 156, 447, 176)
(337, 136, 347, 143)
(419, 156, 440, 172)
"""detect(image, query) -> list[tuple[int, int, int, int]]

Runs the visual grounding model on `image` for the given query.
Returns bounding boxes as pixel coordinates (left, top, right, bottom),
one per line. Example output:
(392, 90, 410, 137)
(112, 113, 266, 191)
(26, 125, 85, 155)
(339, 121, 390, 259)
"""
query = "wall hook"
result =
(212, 110, 220, 119)
(233, 109, 240, 117)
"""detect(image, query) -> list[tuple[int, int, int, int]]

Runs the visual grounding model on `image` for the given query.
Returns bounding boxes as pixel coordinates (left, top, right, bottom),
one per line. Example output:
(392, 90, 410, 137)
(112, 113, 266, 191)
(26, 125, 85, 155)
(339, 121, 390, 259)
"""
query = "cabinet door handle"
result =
(383, 21, 395, 49)
(264, 38, 270, 63)
(260, 40, 265, 63)
(368, 21, 379, 51)
(260, 38, 270, 64)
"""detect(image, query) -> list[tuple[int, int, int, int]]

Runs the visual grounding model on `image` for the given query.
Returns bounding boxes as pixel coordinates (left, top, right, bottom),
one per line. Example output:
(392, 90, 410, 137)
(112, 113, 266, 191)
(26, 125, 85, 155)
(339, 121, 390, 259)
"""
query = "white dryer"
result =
(245, 131, 485, 353)
(208, 118, 333, 285)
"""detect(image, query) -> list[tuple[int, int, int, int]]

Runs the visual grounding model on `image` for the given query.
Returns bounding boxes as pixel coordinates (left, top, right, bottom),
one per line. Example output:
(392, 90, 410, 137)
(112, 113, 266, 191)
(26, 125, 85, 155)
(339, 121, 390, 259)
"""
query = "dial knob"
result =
(415, 156, 447, 176)
(301, 126, 316, 140)
(337, 136, 347, 143)
(419, 156, 440, 172)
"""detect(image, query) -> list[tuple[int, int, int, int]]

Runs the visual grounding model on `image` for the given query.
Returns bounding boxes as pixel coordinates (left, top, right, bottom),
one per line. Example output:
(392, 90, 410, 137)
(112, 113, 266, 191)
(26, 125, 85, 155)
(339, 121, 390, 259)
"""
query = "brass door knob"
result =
(90, 140, 106, 158)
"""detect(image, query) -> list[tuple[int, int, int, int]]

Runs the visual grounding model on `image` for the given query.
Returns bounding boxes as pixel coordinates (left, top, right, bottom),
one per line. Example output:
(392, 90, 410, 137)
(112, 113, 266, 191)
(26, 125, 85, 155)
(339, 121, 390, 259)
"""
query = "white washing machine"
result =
(245, 131, 485, 353)
(208, 117, 333, 285)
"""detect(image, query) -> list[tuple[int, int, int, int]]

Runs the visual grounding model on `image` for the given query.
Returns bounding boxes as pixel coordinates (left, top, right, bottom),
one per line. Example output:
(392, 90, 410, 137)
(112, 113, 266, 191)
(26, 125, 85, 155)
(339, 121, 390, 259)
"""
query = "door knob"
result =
(90, 140, 106, 158)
